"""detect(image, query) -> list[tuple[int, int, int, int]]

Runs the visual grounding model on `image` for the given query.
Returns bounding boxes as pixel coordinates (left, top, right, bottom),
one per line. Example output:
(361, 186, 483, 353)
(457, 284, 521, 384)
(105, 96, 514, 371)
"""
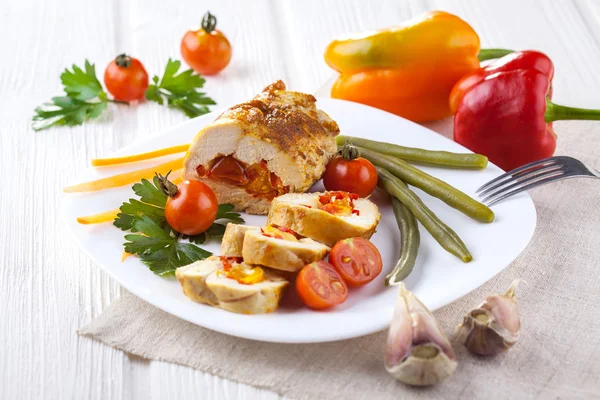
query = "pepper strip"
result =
(64, 159, 184, 193)
(75, 176, 184, 224)
(76, 208, 120, 224)
(91, 144, 190, 167)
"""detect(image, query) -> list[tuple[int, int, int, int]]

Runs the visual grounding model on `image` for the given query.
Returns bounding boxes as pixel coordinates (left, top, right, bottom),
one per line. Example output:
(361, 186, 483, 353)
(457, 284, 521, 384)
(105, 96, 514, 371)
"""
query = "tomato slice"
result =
(329, 238, 383, 287)
(296, 261, 348, 310)
(210, 156, 249, 185)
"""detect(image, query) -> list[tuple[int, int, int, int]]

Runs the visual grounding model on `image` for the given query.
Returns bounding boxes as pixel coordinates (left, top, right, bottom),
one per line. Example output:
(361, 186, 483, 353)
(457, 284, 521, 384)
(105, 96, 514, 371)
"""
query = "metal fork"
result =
(477, 156, 600, 206)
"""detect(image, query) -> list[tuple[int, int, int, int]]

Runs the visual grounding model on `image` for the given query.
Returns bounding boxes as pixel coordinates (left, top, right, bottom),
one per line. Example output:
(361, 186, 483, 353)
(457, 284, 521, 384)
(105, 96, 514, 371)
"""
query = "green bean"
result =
(386, 198, 420, 286)
(377, 167, 472, 263)
(356, 146, 494, 223)
(336, 135, 488, 169)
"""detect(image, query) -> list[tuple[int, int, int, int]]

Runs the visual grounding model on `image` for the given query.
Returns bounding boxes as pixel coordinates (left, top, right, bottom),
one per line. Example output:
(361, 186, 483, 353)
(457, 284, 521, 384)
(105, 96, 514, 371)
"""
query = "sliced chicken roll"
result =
(176, 256, 288, 314)
(267, 191, 381, 246)
(242, 226, 330, 272)
(175, 257, 221, 306)
(220, 224, 260, 257)
(206, 265, 288, 315)
(183, 80, 340, 214)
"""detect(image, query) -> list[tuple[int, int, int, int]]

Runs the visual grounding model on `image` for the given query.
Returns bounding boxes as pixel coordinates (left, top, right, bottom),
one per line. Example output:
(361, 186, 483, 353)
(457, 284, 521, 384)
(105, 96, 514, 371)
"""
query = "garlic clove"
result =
(385, 284, 457, 386)
(457, 279, 521, 356)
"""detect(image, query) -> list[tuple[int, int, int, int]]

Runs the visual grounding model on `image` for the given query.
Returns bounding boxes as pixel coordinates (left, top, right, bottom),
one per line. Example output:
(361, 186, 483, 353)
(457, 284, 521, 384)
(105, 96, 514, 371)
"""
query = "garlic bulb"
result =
(457, 279, 521, 356)
(385, 284, 457, 386)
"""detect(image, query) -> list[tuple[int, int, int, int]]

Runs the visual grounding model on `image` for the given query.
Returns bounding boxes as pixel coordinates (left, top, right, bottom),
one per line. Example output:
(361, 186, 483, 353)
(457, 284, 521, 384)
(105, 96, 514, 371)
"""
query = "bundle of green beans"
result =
(335, 136, 494, 285)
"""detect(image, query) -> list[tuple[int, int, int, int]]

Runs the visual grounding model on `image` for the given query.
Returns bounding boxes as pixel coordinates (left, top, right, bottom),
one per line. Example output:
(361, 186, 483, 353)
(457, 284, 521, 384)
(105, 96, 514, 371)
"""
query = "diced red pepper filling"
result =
(219, 256, 243, 272)
(197, 155, 289, 200)
(318, 191, 359, 216)
(218, 256, 263, 285)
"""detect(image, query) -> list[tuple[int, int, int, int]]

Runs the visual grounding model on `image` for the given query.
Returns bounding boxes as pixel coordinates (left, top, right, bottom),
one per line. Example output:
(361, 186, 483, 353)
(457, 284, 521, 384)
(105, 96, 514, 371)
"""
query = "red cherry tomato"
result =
(323, 156, 378, 198)
(181, 12, 232, 76)
(103, 54, 149, 102)
(329, 238, 383, 287)
(296, 261, 348, 310)
(165, 180, 218, 235)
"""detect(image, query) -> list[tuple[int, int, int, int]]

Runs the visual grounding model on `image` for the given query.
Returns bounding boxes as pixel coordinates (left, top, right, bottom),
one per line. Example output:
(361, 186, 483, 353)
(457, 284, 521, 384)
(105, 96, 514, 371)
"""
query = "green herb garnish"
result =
(146, 59, 217, 118)
(115, 176, 243, 276)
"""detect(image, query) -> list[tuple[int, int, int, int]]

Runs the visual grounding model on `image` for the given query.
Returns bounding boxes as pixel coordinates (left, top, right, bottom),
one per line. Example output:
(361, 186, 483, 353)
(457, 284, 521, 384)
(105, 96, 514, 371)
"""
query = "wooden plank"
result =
(0, 0, 128, 397)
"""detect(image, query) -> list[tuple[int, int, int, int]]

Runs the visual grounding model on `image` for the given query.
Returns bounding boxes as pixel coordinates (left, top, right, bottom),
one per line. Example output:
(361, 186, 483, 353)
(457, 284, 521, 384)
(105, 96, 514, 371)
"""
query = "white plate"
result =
(63, 98, 536, 343)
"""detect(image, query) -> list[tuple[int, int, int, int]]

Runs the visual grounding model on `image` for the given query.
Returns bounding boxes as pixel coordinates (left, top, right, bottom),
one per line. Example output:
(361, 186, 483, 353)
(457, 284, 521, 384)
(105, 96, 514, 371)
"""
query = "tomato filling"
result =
(197, 155, 290, 200)
(261, 225, 301, 241)
(318, 191, 360, 216)
(218, 256, 264, 285)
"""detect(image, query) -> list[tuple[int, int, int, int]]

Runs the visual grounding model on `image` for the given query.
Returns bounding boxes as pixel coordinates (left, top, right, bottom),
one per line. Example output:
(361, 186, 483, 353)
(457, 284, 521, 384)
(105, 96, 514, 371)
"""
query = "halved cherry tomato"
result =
(104, 54, 149, 102)
(296, 261, 348, 310)
(329, 238, 382, 287)
(164, 179, 218, 235)
(181, 12, 232, 76)
(323, 156, 377, 198)
(210, 156, 249, 185)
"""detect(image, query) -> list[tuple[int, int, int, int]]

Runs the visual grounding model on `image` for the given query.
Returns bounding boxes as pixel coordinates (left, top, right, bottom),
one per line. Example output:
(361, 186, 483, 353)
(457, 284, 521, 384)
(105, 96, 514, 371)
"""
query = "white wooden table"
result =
(2, 0, 600, 398)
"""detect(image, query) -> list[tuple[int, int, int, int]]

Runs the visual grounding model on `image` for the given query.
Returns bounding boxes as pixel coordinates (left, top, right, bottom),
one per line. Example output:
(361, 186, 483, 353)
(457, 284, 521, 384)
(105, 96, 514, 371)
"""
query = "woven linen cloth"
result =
(79, 120, 600, 399)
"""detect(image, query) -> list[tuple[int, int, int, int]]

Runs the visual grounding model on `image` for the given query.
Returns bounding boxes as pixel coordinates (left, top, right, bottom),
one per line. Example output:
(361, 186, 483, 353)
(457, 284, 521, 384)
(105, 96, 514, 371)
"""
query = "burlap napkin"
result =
(79, 121, 600, 399)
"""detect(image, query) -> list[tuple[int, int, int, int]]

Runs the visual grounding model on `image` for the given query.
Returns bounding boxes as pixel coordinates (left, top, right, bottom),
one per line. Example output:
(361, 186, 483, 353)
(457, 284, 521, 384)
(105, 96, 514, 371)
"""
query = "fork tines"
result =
(477, 157, 569, 206)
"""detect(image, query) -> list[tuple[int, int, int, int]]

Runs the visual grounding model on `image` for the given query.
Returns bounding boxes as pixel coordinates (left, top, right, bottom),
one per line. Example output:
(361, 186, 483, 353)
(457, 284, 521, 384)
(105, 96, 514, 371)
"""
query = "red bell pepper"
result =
(450, 50, 600, 171)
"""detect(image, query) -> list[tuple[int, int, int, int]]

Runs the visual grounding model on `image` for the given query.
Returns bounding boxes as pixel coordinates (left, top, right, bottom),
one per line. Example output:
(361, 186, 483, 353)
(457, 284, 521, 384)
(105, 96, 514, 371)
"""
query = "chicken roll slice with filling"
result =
(266, 191, 381, 247)
(183, 80, 340, 214)
(220, 224, 260, 258)
(242, 226, 330, 273)
(176, 256, 288, 314)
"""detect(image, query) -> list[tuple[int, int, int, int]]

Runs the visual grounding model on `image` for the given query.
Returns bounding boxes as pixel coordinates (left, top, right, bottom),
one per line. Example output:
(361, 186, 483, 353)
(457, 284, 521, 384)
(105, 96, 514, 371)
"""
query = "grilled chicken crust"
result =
(183, 80, 340, 214)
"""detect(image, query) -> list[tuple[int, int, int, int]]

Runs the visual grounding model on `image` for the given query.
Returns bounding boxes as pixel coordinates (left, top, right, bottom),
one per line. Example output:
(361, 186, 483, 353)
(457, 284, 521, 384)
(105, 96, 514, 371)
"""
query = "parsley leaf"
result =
(32, 61, 114, 131)
(133, 176, 168, 207)
(146, 59, 216, 118)
(124, 216, 212, 276)
(114, 177, 168, 231)
(33, 97, 108, 131)
(115, 176, 244, 276)
(216, 204, 245, 224)
(114, 199, 166, 231)
(61, 61, 104, 101)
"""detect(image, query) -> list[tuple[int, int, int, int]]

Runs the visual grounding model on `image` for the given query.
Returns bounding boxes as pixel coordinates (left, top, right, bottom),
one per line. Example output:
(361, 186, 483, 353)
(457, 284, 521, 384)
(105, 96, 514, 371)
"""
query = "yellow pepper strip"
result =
(64, 158, 184, 193)
(229, 266, 265, 285)
(121, 252, 132, 262)
(75, 172, 185, 225)
(91, 144, 190, 167)
(76, 208, 120, 224)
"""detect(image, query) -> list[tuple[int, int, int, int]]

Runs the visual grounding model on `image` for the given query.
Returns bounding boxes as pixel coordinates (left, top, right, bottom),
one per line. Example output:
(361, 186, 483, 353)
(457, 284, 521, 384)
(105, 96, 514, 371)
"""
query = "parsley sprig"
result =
(114, 176, 243, 276)
(146, 59, 216, 118)
(33, 58, 216, 131)
(32, 61, 114, 131)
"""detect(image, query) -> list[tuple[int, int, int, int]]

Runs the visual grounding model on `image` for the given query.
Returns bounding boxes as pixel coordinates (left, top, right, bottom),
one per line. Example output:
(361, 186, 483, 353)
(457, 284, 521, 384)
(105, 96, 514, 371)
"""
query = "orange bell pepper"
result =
(331, 59, 479, 122)
(325, 11, 510, 122)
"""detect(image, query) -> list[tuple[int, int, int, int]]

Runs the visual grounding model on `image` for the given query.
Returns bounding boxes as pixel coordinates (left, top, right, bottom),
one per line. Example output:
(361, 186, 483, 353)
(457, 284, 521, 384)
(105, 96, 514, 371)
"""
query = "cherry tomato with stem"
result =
(329, 237, 383, 287)
(157, 172, 218, 235)
(181, 12, 232, 76)
(104, 54, 149, 102)
(323, 145, 378, 197)
(296, 261, 348, 310)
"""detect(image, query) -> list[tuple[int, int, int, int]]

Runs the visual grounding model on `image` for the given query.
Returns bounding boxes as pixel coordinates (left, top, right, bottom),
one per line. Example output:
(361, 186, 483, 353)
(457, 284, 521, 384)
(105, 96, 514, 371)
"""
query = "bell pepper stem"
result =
(478, 48, 514, 61)
(545, 100, 600, 122)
